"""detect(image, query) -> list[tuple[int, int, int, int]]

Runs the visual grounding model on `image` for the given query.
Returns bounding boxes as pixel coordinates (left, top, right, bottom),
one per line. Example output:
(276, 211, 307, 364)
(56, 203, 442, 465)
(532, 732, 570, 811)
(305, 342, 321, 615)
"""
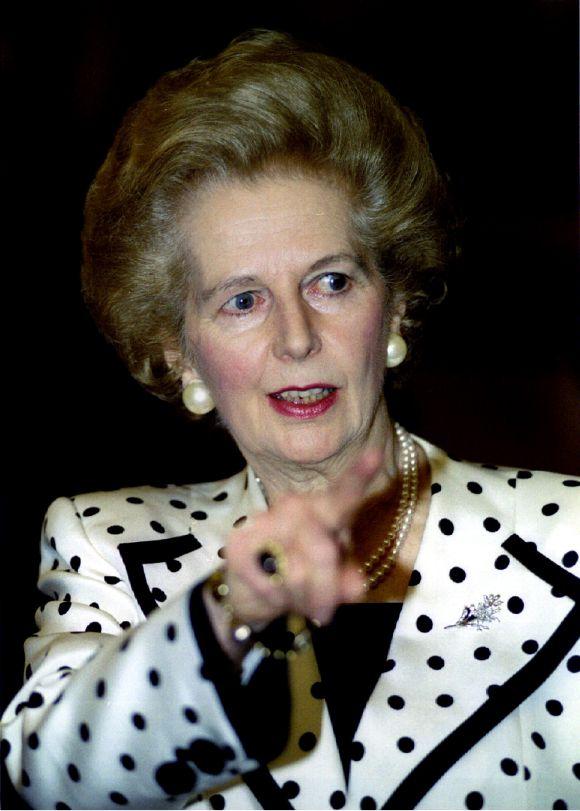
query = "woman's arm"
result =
(0, 496, 266, 810)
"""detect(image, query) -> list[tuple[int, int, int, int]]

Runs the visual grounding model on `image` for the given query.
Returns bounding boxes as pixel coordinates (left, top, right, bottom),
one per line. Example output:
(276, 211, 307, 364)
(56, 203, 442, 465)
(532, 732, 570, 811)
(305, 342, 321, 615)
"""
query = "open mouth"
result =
(272, 386, 336, 405)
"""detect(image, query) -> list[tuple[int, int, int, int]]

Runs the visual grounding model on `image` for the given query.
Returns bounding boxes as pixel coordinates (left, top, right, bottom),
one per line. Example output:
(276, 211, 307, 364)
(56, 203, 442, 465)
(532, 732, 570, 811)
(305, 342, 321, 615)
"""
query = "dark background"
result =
(1, 1, 578, 806)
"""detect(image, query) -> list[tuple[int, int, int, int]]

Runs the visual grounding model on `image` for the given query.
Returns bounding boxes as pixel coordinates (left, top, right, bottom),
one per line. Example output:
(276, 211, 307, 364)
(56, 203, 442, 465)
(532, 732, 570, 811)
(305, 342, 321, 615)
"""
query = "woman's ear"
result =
(164, 348, 214, 415)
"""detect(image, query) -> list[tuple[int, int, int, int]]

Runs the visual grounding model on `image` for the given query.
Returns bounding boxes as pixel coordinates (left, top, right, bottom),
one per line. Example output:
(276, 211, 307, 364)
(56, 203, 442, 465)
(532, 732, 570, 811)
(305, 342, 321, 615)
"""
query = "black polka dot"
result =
(522, 639, 539, 654)
(79, 723, 90, 742)
(155, 761, 197, 795)
(110, 792, 128, 805)
(167, 559, 182, 572)
(166, 624, 177, 642)
(217, 546, 227, 559)
(563, 479, 580, 487)
(151, 521, 166, 534)
(55, 803, 71, 809)
(183, 707, 198, 725)
(192, 511, 208, 520)
(70, 556, 81, 571)
(282, 781, 300, 799)
(553, 801, 567, 809)
(551, 586, 565, 598)
(330, 790, 346, 808)
(120, 621, 131, 630)
(149, 669, 161, 687)
(408, 569, 421, 586)
(213, 492, 228, 501)
(107, 525, 125, 535)
(486, 684, 501, 698)
(28, 692, 44, 708)
(310, 681, 325, 699)
(438, 518, 454, 536)
(67, 764, 81, 782)
(474, 647, 491, 661)
(507, 596, 524, 614)
(132, 713, 146, 730)
(494, 554, 510, 570)
(397, 737, 414, 753)
(299, 731, 317, 751)
(351, 741, 365, 761)
(360, 797, 377, 809)
(90, 602, 100, 609)
(49, 537, 56, 549)
(152, 587, 167, 602)
(508, 478, 517, 488)
(427, 655, 445, 670)
(58, 602, 72, 616)
(431, 483, 441, 495)
(27, 733, 39, 749)
(120, 754, 135, 770)
(546, 699, 563, 716)
(388, 695, 405, 710)
(233, 515, 247, 528)
(531, 731, 546, 749)
(85, 622, 102, 633)
(449, 567, 466, 583)
(483, 517, 501, 532)
(465, 791, 484, 809)
(416, 614, 433, 633)
(105, 576, 122, 585)
(185, 739, 230, 774)
(501, 757, 518, 776)
(541, 503, 560, 516)
(82, 507, 100, 517)
(524, 766, 531, 780)
(562, 551, 578, 568)
(382, 658, 396, 672)
(209, 795, 225, 810)
(170, 499, 187, 510)
(51, 560, 59, 570)
(21, 769, 30, 788)
(1, 739, 11, 761)
(573, 762, 580, 779)
(436, 694, 454, 707)
(467, 482, 483, 494)
(126, 496, 144, 504)
(517, 470, 533, 479)
(567, 655, 580, 673)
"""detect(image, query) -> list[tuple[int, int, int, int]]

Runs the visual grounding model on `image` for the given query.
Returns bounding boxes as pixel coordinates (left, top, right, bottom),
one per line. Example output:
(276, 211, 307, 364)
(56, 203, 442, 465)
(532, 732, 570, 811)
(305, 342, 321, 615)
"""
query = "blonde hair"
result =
(81, 30, 451, 405)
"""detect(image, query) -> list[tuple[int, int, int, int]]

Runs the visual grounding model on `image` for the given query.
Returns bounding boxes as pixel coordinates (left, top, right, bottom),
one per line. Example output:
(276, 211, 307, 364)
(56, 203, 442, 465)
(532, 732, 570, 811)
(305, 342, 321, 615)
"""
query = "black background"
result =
(1, 2, 578, 807)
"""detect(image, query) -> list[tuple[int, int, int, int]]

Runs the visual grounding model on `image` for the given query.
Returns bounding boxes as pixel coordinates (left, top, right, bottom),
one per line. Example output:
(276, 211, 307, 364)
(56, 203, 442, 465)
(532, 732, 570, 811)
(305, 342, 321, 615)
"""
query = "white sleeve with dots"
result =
(0, 496, 259, 810)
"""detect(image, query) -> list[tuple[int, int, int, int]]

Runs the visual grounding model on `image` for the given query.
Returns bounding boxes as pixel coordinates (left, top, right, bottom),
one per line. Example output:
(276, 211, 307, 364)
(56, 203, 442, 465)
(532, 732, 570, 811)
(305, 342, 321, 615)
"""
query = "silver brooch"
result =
(445, 594, 503, 631)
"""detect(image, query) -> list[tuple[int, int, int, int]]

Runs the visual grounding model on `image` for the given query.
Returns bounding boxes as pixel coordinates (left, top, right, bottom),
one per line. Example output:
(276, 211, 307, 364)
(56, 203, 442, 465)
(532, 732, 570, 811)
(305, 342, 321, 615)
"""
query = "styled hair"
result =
(81, 30, 452, 405)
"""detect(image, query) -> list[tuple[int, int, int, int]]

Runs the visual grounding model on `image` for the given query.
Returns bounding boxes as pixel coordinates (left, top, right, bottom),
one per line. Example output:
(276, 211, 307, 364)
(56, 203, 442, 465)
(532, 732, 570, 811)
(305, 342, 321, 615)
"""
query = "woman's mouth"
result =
(268, 385, 338, 419)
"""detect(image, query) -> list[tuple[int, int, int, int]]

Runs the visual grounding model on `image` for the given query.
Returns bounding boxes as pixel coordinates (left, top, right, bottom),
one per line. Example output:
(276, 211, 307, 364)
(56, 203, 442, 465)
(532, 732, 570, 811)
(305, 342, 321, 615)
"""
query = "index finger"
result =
(317, 447, 384, 529)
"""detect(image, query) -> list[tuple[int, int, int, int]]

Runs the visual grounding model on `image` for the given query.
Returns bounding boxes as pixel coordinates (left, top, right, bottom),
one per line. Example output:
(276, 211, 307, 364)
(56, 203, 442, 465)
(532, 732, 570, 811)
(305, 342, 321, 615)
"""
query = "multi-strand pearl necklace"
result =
(254, 422, 418, 591)
(360, 423, 418, 590)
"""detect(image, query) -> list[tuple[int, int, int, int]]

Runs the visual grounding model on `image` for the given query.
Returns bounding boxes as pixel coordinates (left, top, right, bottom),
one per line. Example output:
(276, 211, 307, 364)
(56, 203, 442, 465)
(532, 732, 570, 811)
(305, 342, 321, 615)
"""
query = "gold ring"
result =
(257, 541, 286, 585)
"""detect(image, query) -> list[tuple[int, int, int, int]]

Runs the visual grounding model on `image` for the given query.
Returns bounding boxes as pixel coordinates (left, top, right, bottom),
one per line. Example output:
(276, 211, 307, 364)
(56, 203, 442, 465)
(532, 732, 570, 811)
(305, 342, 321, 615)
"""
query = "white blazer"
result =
(1, 434, 579, 810)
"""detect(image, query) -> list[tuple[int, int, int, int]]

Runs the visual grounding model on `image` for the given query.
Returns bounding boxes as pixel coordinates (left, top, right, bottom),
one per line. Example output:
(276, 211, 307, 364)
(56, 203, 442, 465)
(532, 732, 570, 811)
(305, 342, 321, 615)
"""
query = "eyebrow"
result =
(197, 253, 368, 304)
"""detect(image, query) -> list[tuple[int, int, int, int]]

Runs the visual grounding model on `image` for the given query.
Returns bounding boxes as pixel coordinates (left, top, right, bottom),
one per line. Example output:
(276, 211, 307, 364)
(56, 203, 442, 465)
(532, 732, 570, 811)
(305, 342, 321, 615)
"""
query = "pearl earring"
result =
(182, 380, 215, 415)
(386, 333, 407, 368)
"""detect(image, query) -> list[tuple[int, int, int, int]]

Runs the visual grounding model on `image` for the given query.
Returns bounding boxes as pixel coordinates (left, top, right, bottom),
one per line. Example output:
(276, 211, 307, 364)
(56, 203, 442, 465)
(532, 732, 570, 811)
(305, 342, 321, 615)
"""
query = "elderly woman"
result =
(1, 31, 578, 811)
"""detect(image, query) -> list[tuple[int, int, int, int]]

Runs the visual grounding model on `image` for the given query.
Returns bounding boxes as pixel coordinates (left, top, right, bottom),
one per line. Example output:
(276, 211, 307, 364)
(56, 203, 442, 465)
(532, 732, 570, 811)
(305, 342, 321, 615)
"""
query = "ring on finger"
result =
(257, 541, 286, 586)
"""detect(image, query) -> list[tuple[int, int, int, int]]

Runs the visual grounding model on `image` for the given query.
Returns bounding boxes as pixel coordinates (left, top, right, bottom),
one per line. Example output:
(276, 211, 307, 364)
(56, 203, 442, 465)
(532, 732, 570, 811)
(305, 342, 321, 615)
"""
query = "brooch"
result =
(445, 594, 503, 631)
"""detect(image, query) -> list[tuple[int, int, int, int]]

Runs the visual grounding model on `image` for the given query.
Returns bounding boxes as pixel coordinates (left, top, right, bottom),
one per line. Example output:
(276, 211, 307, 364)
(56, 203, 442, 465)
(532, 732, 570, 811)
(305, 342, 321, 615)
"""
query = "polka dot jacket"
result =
(1, 434, 579, 810)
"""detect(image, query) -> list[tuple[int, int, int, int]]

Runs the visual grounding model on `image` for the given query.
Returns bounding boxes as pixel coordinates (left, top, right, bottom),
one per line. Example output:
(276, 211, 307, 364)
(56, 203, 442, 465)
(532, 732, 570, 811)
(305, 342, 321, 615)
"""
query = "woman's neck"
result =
(244, 408, 398, 505)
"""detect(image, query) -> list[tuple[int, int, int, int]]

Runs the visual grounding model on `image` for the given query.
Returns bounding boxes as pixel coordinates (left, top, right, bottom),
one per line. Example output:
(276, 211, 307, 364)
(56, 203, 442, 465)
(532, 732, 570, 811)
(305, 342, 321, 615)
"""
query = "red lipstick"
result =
(268, 384, 338, 420)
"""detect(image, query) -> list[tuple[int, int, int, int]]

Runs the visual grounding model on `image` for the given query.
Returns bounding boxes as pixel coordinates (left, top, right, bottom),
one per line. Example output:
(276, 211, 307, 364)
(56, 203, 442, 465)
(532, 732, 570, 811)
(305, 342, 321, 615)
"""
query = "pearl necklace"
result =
(254, 422, 418, 591)
(361, 423, 418, 590)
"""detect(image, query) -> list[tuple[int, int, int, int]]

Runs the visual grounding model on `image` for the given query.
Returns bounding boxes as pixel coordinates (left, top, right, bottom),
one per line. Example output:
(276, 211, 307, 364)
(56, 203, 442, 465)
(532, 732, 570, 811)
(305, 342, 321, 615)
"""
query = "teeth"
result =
(276, 387, 333, 404)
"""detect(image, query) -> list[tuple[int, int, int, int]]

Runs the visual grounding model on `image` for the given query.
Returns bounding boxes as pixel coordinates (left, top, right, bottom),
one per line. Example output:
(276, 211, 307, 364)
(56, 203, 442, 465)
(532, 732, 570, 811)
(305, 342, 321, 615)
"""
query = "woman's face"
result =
(180, 174, 397, 467)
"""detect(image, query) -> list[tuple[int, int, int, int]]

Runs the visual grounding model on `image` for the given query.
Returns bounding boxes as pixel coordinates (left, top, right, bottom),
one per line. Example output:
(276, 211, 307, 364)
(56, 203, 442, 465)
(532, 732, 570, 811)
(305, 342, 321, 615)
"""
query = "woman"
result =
(1, 31, 578, 810)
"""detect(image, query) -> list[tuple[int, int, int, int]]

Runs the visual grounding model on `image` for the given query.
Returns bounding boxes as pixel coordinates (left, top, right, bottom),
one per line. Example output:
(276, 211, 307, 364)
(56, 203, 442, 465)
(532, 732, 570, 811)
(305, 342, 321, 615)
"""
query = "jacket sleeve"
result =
(0, 496, 272, 810)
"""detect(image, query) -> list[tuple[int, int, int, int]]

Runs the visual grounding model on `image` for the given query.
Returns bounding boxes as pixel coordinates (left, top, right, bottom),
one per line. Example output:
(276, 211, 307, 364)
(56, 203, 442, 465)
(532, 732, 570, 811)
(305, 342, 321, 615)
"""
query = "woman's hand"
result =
(203, 449, 383, 658)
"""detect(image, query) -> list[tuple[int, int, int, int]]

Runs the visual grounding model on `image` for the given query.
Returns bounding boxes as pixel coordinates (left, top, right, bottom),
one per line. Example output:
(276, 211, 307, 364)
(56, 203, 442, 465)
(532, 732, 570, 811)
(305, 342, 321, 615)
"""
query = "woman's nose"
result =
(273, 299, 322, 361)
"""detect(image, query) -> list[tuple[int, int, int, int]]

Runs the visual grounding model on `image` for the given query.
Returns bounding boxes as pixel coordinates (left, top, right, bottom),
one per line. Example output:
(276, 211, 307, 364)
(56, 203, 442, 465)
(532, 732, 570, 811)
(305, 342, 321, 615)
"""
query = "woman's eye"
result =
(312, 273, 350, 294)
(222, 291, 258, 314)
